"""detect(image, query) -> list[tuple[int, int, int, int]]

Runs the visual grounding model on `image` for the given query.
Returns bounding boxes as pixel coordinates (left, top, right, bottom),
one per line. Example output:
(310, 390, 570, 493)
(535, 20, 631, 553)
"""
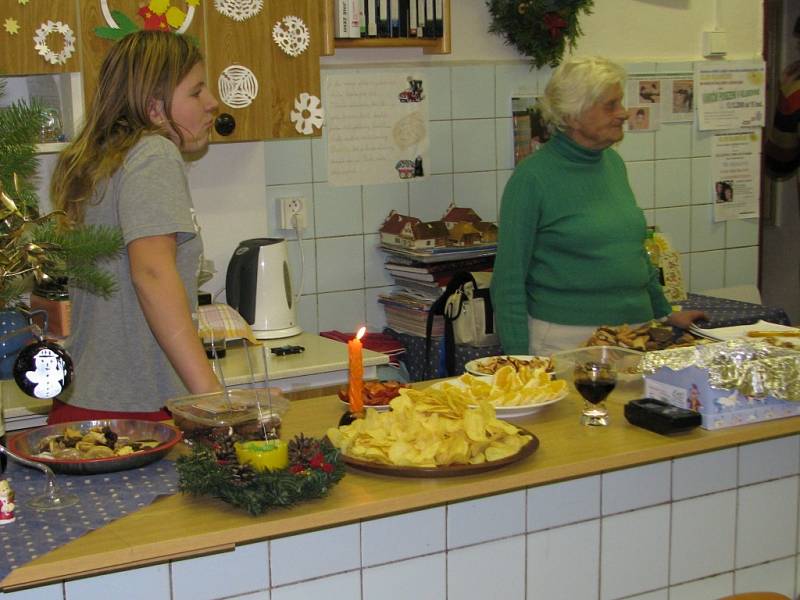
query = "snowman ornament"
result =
(13, 340, 73, 399)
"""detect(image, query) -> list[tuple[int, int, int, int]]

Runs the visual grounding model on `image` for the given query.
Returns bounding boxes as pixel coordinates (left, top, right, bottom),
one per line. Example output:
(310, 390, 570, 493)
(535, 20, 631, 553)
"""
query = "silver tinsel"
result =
(641, 340, 800, 401)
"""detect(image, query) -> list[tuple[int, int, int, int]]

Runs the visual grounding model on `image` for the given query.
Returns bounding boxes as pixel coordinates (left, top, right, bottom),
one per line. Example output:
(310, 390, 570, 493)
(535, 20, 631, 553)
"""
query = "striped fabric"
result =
(766, 66, 800, 177)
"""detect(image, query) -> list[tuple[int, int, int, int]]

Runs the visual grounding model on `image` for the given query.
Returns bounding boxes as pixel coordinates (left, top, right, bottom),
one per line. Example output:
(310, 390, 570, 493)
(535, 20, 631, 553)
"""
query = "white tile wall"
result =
(672, 447, 738, 499)
(271, 571, 360, 600)
(64, 565, 170, 600)
(362, 554, 446, 600)
(447, 490, 525, 548)
(602, 462, 671, 515)
(171, 542, 269, 600)
(270, 524, 360, 586)
(669, 573, 734, 600)
(362, 506, 445, 566)
(198, 60, 760, 335)
(738, 435, 800, 485)
(448, 537, 525, 600)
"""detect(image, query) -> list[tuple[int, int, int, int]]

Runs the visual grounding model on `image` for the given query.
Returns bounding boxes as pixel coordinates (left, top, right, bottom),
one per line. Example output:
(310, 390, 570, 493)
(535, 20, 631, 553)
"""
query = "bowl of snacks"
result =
(337, 380, 408, 412)
(464, 355, 553, 376)
(7, 419, 182, 474)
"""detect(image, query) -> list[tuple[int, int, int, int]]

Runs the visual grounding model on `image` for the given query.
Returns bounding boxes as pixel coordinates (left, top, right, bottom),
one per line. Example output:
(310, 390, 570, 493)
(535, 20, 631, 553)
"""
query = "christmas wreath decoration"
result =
(486, 0, 595, 69)
(177, 433, 345, 516)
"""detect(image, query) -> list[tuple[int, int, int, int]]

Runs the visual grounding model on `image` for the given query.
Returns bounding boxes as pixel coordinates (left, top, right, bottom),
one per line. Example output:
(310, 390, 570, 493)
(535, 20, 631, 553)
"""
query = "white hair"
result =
(538, 56, 627, 132)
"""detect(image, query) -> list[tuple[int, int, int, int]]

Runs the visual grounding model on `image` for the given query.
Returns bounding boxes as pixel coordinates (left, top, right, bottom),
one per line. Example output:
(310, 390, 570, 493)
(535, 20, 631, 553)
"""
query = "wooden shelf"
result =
(322, 0, 450, 56)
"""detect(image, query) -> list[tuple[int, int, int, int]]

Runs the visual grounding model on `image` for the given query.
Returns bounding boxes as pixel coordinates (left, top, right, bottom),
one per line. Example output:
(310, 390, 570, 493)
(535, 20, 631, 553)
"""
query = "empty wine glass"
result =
(0, 444, 78, 510)
(574, 361, 617, 426)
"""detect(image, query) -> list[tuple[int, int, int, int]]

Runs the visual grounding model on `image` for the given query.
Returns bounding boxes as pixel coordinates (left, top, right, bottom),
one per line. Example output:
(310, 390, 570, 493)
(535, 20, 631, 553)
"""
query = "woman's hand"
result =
(665, 310, 707, 330)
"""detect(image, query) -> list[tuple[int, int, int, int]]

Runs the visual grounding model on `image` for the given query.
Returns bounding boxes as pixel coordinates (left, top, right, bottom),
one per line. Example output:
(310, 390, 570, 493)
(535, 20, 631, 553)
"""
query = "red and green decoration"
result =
(177, 433, 345, 516)
(486, 0, 595, 69)
(94, 0, 199, 41)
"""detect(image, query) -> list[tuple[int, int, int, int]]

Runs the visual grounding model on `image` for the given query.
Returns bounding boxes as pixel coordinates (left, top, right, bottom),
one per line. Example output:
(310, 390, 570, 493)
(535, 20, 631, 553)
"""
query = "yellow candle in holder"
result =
(234, 440, 289, 472)
(348, 326, 366, 413)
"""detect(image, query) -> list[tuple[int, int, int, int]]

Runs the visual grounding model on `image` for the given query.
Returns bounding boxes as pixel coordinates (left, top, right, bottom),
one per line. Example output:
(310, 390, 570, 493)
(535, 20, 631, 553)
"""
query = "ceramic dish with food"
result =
(337, 380, 408, 411)
(430, 372, 568, 419)
(7, 419, 182, 475)
(464, 355, 553, 376)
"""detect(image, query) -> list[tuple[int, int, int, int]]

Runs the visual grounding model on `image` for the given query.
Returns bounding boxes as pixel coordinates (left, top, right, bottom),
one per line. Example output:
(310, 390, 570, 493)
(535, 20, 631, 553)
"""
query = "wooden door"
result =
(0, 0, 79, 75)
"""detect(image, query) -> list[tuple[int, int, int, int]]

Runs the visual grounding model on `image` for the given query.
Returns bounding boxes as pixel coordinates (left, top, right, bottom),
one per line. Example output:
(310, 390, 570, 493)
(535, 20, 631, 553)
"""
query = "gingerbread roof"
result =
(442, 206, 481, 223)
(412, 221, 448, 240)
(379, 211, 421, 235)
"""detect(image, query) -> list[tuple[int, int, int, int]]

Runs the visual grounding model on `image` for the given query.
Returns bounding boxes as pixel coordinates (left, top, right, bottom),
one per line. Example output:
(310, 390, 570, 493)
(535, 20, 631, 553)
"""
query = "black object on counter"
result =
(198, 292, 212, 306)
(271, 345, 305, 356)
(338, 410, 365, 427)
(624, 398, 702, 435)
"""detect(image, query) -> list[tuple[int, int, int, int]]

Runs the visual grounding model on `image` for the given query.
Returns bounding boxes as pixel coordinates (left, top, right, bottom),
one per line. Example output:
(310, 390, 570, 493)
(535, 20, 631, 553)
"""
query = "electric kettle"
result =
(225, 238, 302, 339)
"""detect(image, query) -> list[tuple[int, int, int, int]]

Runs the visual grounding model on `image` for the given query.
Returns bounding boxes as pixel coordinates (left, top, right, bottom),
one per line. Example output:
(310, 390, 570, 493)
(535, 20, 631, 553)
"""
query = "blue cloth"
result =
(0, 458, 178, 583)
(680, 293, 791, 327)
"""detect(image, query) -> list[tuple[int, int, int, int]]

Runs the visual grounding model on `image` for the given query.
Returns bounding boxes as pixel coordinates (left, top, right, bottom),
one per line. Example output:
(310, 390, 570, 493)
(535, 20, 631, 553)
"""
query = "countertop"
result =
(0, 333, 390, 430)
(3, 378, 798, 590)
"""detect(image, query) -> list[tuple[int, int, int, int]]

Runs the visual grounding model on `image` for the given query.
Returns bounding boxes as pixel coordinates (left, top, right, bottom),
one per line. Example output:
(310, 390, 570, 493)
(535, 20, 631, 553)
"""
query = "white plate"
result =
(428, 378, 568, 419)
(690, 320, 800, 342)
(464, 355, 552, 376)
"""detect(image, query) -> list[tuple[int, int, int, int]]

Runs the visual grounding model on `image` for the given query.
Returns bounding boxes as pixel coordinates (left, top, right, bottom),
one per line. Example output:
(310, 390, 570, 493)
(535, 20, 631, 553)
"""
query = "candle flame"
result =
(356, 326, 366, 340)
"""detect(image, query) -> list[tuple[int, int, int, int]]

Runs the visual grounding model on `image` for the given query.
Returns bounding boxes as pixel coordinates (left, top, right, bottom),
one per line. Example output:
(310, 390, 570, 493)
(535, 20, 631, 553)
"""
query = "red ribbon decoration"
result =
(542, 11, 567, 40)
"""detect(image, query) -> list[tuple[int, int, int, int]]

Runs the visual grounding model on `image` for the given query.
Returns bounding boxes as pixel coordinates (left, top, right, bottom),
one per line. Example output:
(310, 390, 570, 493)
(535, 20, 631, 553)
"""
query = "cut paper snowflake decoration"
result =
(218, 65, 259, 109)
(34, 21, 76, 65)
(214, 0, 263, 22)
(100, 0, 196, 35)
(290, 93, 324, 135)
(272, 15, 310, 57)
(4, 18, 20, 35)
(17, 0, 29, 5)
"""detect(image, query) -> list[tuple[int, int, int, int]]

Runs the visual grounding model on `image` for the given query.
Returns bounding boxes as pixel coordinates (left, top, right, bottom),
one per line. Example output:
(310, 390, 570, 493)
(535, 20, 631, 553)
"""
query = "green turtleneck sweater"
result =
(490, 131, 671, 355)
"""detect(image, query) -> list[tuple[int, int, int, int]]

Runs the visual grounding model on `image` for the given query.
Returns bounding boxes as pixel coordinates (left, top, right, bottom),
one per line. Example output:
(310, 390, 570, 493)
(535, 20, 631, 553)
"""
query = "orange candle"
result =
(348, 326, 366, 413)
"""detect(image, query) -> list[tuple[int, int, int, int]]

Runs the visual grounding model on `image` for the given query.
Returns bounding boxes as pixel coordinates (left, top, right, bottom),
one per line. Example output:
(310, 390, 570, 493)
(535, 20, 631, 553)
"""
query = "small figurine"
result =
(0, 479, 16, 524)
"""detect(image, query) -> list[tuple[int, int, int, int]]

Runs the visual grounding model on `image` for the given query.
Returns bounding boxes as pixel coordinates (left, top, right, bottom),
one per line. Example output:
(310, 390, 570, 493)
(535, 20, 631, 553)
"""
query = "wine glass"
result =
(573, 361, 617, 426)
(0, 444, 79, 510)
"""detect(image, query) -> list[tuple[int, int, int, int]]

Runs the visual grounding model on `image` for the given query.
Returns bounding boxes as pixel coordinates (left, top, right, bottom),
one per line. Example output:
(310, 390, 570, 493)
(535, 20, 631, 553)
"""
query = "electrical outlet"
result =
(279, 196, 307, 229)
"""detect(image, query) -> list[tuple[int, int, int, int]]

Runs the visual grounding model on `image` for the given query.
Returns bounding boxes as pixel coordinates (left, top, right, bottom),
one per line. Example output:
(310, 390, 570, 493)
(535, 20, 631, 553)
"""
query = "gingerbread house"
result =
(379, 211, 421, 246)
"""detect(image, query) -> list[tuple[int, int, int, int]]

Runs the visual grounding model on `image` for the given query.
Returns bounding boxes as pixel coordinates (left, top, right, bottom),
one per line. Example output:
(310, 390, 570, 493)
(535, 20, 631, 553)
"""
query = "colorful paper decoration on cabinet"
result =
(290, 93, 324, 135)
(34, 20, 76, 65)
(214, 0, 263, 22)
(218, 65, 259, 109)
(272, 15, 310, 57)
(4, 18, 20, 35)
(95, 0, 198, 40)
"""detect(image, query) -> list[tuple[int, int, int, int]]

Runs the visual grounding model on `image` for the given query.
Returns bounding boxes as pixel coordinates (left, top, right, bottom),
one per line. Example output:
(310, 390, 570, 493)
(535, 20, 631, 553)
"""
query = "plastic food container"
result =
(550, 346, 644, 382)
(167, 388, 289, 442)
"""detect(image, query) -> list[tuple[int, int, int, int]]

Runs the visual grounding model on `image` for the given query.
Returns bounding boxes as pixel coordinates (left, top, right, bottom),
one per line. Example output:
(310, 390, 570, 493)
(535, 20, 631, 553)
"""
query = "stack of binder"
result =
(334, 0, 444, 39)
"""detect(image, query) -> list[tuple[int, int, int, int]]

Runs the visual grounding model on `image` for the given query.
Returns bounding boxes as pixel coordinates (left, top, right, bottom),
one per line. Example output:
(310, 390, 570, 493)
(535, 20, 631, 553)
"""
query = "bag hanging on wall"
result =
(425, 271, 499, 378)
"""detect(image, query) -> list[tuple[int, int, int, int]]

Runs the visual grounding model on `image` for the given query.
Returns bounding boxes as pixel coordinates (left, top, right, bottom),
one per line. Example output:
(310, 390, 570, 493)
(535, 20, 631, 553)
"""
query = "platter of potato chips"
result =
(431, 366, 568, 418)
(326, 388, 538, 477)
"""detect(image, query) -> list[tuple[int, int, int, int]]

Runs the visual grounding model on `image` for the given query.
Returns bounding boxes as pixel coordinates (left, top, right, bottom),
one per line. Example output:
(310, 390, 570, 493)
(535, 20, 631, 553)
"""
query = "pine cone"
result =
(288, 434, 320, 464)
(228, 464, 256, 487)
(210, 430, 240, 463)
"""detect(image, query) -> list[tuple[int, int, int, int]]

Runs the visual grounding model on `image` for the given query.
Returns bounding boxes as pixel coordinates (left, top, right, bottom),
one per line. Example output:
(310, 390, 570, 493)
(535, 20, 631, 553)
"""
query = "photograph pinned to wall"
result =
(670, 79, 694, 115)
(626, 105, 658, 132)
(711, 130, 761, 222)
(627, 74, 695, 125)
(637, 80, 661, 103)
(325, 71, 429, 186)
(511, 95, 550, 165)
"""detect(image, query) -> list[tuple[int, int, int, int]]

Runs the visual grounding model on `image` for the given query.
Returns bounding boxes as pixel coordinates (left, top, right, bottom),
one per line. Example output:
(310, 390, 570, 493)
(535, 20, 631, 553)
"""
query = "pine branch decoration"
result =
(177, 435, 345, 516)
(486, 0, 595, 69)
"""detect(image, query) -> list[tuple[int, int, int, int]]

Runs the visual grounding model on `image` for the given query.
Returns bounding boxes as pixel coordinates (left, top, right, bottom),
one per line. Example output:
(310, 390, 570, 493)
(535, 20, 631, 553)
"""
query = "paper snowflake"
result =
(218, 65, 259, 109)
(214, 0, 263, 22)
(272, 15, 310, 57)
(4, 18, 20, 35)
(18, 0, 29, 5)
(34, 20, 76, 65)
(290, 93, 324, 135)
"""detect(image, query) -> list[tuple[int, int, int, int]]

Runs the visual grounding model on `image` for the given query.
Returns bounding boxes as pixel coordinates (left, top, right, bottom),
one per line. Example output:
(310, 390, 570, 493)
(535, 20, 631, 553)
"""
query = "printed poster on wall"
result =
(695, 61, 766, 131)
(711, 130, 761, 222)
(624, 74, 695, 132)
(511, 95, 550, 165)
(325, 71, 429, 187)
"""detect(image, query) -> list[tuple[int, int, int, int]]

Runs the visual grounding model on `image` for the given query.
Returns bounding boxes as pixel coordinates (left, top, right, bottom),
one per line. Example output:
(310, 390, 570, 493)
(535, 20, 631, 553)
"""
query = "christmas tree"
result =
(0, 80, 122, 310)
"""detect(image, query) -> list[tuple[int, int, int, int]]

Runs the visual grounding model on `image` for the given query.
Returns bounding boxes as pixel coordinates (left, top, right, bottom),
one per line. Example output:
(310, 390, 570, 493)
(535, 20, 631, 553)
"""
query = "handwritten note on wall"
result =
(325, 71, 429, 187)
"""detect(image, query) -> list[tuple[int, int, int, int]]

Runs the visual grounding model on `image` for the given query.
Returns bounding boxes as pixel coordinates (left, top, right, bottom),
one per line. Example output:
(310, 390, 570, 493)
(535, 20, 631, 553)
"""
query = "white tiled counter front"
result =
(3, 390, 800, 600)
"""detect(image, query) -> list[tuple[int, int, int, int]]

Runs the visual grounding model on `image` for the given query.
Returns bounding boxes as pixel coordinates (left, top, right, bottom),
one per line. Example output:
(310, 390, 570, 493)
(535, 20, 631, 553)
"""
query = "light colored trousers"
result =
(528, 317, 597, 356)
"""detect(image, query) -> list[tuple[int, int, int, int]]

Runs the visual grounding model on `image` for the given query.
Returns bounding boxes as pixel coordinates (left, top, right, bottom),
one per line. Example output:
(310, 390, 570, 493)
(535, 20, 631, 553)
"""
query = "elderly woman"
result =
(491, 56, 704, 356)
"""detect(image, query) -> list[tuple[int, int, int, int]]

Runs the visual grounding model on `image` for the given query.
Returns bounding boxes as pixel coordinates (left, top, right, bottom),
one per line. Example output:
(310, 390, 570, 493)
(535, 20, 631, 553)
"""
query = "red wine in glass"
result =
(574, 361, 617, 426)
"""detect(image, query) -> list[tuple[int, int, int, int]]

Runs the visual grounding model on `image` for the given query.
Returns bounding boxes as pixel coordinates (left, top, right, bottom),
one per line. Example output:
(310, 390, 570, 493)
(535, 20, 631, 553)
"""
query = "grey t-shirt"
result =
(61, 135, 202, 412)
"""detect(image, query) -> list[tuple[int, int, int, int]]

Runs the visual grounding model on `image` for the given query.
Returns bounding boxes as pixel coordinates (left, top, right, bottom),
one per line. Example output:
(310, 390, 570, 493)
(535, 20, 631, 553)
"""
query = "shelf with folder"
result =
(322, 0, 450, 56)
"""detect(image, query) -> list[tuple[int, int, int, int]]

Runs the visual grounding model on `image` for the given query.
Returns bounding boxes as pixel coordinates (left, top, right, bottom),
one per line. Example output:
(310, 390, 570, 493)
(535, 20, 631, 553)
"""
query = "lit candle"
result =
(348, 326, 366, 413)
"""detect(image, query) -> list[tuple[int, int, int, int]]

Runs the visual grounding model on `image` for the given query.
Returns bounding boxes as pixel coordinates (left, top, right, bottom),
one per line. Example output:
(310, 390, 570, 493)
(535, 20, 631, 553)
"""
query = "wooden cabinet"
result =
(205, 0, 324, 142)
(0, 0, 79, 75)
(321, 0, 451, 56)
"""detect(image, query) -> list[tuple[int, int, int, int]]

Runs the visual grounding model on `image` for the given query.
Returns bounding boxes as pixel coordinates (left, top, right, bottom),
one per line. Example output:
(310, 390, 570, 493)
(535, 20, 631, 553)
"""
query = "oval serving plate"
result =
(429, 378, 568, 419)
(464, 355, 552, 376)
(8, 419, 182, 475)
(340, 427, 539, 478)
